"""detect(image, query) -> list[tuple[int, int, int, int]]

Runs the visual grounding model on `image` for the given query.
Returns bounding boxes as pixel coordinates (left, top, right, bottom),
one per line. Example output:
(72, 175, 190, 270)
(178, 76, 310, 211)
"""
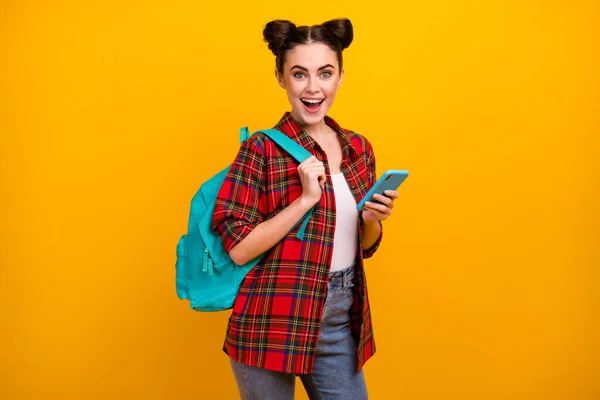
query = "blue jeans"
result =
(229, 265, 368, 400)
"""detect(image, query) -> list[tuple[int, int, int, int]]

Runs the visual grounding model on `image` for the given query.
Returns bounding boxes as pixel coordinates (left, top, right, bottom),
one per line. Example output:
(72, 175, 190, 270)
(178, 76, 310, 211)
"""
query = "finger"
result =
(305, 168, 326, 178)
(305, 163, 324, 170)
(306, 156, 323, 165)
(384, 190, 400, 199)
(364, 201, 392, 215)
(306, 168, 325, 179)
(302, 163, 324, 172)
(300, 163, 322, 172)
(299, 158, 322, 169)
(319, 172, 326, 182)
(362, 208, 389, 221)
(308, 169, 326, 178)
(372, 193, 394, 208)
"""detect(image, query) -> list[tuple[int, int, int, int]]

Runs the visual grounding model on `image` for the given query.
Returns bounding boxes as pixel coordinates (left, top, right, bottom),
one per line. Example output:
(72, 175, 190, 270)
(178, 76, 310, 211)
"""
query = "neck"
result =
(290, 113, 334, 141)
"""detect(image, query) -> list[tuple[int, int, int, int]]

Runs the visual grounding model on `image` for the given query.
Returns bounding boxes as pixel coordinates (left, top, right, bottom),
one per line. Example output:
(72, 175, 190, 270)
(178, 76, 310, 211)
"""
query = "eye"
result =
(321, 71, 332, 78)
(293, 72, 306, 79)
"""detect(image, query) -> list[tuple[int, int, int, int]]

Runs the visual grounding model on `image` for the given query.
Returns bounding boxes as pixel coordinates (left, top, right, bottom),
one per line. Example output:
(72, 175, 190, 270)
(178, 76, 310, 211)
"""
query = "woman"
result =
(211, 18, 399, 400)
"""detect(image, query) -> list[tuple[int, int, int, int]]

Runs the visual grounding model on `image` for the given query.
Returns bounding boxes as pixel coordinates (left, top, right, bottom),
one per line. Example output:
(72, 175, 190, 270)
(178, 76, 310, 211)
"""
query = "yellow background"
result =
(1, 1, 598, 399)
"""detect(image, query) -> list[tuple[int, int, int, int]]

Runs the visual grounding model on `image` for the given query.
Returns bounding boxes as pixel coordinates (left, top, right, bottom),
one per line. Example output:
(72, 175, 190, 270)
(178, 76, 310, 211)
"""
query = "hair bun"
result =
(263, 20, 297, 56)
(322, 18, 353, 50)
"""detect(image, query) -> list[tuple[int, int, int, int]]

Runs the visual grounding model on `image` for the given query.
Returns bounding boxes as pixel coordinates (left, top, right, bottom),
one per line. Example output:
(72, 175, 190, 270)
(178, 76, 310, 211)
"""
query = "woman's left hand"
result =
(361, 190, 400, 222)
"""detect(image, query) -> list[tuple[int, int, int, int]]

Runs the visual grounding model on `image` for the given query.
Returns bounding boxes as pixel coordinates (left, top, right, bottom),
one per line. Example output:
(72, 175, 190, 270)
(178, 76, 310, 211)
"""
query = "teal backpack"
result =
(176, 127, 314, 311)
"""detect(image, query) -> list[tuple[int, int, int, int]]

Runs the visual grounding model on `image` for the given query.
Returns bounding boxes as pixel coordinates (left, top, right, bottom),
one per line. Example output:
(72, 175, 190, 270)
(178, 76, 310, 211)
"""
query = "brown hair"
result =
(263, 18, 354, 75)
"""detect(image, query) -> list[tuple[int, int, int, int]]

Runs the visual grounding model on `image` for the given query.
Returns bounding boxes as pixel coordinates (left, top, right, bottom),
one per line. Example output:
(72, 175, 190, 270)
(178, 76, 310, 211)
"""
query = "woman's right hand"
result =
(298, 156, 326, 206)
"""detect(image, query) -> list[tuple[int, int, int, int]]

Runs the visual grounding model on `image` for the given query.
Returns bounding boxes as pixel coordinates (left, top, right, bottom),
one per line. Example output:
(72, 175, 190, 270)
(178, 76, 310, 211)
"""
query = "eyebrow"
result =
(289, 64, 336, 72)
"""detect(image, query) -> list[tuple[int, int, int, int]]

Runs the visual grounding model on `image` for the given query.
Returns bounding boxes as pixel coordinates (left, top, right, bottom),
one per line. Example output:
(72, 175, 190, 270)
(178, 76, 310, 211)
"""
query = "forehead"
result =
(284, 42, 338, 69)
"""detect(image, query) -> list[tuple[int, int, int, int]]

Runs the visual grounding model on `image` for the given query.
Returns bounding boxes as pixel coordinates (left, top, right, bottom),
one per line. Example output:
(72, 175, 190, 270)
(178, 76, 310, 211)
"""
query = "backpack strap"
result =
(238, 127, 316, 241)
(258, 129, 312, 164)
(239, 126, 250, 144)
(239, 127, 312, 163)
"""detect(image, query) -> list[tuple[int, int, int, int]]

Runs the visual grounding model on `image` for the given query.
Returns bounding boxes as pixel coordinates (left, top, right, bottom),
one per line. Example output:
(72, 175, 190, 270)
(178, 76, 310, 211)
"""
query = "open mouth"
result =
(301, 98, 324, 112)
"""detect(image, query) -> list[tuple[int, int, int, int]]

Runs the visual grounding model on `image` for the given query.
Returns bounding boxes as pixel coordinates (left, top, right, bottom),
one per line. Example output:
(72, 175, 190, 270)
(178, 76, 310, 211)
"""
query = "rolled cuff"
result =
(217, 219, 258, 254)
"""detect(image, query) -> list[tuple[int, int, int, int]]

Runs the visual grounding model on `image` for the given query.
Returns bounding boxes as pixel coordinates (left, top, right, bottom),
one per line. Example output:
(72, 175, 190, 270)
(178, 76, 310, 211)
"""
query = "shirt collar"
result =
(274, 112, 359, 159)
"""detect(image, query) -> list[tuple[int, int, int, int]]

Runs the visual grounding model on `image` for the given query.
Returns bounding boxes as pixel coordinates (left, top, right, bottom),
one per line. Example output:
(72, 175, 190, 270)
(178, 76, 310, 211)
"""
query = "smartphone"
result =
(356, 170, 409, 211)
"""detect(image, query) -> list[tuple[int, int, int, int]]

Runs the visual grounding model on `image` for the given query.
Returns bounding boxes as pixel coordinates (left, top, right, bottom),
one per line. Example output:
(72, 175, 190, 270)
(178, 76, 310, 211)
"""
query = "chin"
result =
(300, 114, 323, 126)
(293, 104, 329, 126)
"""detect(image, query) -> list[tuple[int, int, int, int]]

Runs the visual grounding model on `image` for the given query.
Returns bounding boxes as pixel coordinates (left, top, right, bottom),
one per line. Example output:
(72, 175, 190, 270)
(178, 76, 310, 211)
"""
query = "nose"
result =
(306, 76, 318, 93)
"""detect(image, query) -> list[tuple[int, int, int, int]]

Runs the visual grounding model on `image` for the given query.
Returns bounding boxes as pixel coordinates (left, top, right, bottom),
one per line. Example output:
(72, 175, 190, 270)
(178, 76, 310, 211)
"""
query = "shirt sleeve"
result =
(362, 138, 383, 259)
(211, 135, 268, 254)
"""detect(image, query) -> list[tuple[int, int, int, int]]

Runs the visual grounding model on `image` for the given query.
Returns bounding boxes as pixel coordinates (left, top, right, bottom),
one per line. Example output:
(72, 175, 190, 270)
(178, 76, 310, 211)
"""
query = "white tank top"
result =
(330, 173, 359, 272)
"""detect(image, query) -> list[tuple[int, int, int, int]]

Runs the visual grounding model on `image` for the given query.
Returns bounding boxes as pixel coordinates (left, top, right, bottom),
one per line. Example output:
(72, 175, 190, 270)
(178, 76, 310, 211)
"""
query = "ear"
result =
(276, 69, 285, 89)
(337, 68, 344, 89)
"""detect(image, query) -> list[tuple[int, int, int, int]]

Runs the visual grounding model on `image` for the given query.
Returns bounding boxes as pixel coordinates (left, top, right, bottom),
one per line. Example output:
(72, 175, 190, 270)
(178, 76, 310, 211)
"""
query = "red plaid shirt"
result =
(211, 112, 383, 374)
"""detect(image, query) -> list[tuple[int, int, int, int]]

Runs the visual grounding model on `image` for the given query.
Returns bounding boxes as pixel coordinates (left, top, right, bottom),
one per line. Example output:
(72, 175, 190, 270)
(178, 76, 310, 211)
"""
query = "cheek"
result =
(284, 83, 299, 98)
(325, 82, 340, 98)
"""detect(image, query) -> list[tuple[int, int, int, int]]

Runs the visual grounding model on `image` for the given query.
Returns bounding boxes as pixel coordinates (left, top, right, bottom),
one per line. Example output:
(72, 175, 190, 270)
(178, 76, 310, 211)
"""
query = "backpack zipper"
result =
(202, 247, 214, 276)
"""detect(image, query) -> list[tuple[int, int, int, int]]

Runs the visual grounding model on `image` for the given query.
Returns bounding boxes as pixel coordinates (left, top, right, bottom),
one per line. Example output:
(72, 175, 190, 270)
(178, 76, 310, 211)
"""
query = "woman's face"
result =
(276, 42, 344, 128)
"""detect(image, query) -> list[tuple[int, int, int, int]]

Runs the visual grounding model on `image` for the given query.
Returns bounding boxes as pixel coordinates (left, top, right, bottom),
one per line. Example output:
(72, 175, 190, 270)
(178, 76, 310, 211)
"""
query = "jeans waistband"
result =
(328, 265, 355, 289)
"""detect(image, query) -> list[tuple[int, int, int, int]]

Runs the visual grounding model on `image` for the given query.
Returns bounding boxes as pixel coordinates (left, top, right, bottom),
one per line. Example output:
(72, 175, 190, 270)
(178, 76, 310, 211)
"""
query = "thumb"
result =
(319, 175, 326, 190)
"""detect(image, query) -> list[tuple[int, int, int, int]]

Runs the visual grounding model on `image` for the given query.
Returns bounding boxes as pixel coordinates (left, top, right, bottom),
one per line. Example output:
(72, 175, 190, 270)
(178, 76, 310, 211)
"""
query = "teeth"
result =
(302, 99, 323, 104)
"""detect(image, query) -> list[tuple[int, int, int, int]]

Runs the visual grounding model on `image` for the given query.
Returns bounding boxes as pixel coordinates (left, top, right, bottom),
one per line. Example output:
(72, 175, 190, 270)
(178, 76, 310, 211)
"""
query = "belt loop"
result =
(343, 268, 350, 288)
